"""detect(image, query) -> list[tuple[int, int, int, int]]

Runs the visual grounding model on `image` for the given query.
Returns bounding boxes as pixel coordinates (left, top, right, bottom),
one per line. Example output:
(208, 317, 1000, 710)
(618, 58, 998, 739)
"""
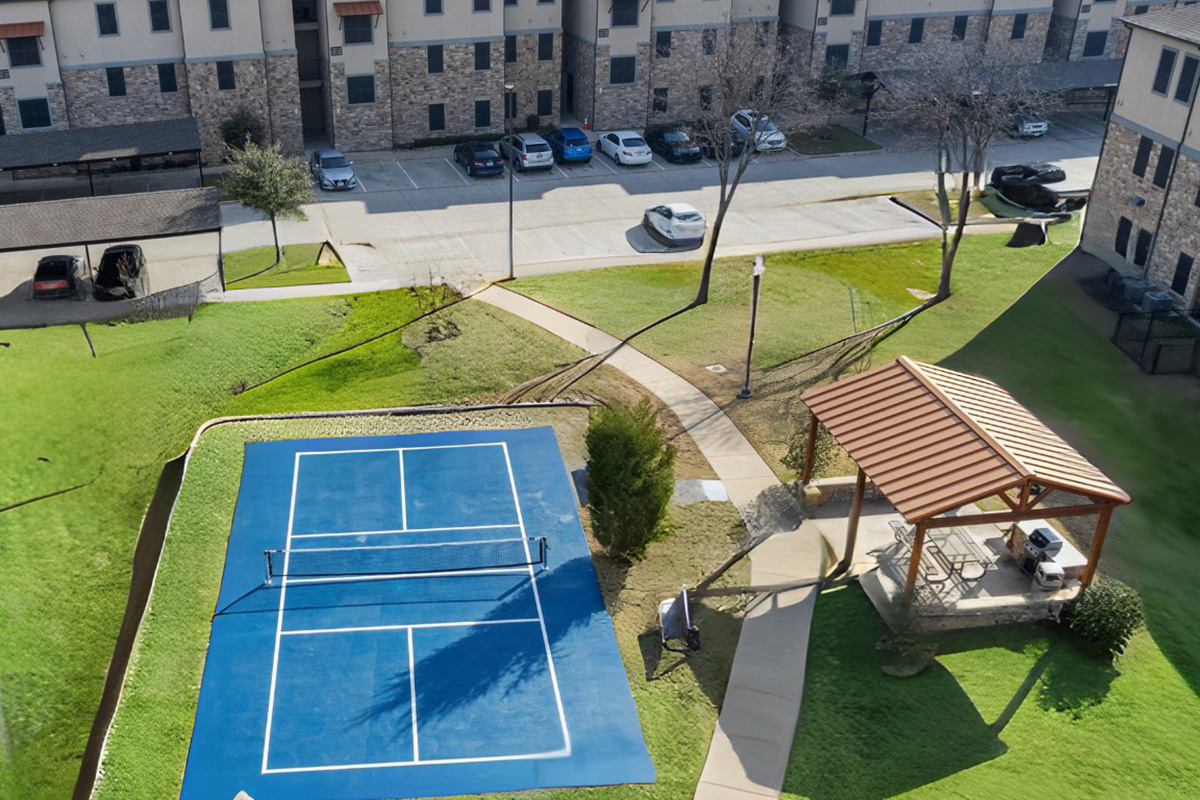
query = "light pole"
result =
(738, 255, 766, 400)
(505, 82, 515, 280)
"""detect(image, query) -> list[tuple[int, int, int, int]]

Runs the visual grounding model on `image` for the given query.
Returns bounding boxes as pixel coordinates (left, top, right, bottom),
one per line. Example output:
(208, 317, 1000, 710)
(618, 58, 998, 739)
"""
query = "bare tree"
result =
(880, 40, 1059, 302)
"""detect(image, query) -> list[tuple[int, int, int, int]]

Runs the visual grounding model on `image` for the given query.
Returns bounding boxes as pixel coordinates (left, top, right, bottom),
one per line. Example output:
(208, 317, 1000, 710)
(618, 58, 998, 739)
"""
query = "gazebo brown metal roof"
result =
(799, 356, 1130, 597)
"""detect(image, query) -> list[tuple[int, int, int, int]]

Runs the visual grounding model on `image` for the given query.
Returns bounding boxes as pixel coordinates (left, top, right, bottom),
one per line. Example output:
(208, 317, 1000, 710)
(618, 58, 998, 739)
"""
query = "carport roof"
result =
(873, 58, 1123, 94)
(0, 117, 201, 172)
(0, 188, 220, 252)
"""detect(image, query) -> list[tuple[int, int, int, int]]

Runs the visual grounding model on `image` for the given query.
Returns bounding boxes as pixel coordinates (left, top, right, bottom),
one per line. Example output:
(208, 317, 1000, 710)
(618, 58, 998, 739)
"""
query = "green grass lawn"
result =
(224, 242, 351, 289)
(789, 125, 883, 156)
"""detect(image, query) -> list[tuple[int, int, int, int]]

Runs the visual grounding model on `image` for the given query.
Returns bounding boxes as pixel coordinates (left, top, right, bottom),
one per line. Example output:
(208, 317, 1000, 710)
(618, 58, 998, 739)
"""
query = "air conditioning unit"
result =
(1124, 278, 1156, 303)
(1141, 290, 1174, 313)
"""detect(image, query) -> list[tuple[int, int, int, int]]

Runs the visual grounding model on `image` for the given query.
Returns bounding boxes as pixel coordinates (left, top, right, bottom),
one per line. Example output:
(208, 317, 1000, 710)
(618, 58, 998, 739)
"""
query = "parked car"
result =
(643, 203, 707, 248)
(31, 254, 83, 300)
(598, 131, 653, 165)
(93, 244, 149, 301)
(643, 127, 702, 163)
(689, 124, 746, 160)
(309, 149, 358, 190)
(731, 109, 787, 152)
(545, 127, 593, 164)
(453, 141, 505, 177)
(988, 163, 1090, 213)
(499, 132, 554, 171)
(1011, 114, 1049, 138)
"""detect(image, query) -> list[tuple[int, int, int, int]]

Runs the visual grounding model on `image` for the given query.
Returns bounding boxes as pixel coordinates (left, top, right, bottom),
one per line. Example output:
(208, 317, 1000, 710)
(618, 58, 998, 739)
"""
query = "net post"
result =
(540, 537, 549, 571)
(263, 550, 273, 585)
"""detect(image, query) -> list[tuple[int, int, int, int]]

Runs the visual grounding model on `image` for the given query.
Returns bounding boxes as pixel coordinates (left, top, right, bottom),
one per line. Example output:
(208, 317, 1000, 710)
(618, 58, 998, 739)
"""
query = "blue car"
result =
(545, 127, 593, 164)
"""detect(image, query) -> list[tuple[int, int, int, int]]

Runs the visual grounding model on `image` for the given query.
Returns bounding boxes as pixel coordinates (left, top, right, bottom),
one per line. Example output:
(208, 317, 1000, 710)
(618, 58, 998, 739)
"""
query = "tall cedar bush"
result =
(585, 400, 676, 559)
(1064, 575, 1145, 660)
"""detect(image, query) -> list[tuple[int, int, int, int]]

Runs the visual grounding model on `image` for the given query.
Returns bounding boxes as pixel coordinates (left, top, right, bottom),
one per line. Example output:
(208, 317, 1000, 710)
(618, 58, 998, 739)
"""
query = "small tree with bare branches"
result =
(879, 40, 1059, 302)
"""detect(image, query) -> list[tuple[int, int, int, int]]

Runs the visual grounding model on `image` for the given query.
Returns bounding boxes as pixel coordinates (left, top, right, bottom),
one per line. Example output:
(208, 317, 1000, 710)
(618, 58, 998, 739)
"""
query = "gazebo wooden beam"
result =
(920, 502, 1108, 529)
(1081, 505, 1115, 588)
(800, 410, 819, 485)
(902, 520, 928, 601)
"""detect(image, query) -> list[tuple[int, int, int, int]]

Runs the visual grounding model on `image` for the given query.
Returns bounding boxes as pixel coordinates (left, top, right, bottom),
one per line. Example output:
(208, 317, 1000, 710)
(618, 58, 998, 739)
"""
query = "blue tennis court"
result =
(180, 427, 655, 799)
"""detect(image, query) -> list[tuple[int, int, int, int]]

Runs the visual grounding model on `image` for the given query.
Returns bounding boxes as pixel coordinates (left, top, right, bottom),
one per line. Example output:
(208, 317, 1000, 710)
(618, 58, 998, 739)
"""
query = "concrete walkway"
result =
(475, 285, 826, 800)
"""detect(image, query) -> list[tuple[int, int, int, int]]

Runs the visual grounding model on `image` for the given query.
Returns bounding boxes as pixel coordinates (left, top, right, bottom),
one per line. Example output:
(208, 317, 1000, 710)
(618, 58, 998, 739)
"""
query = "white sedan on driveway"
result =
(599, 131, 653, 165)
(643, 203, 707, 247)
(731, 109, 787, 152)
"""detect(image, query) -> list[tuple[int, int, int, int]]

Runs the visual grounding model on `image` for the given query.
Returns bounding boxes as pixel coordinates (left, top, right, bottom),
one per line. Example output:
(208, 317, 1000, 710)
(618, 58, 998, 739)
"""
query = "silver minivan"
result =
(500, 133, 554, 172)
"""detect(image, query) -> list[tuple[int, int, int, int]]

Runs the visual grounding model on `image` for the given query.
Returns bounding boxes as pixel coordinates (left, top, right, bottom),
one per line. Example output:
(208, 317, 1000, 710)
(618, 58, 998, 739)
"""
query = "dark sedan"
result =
(989, 163, 1089, 213)
(32, 255, 83, 300)
(453, 141, 505, 177)
(691, 125, 746, 160)
(644, 127, 702, 163)
(94, 244, 149, 301)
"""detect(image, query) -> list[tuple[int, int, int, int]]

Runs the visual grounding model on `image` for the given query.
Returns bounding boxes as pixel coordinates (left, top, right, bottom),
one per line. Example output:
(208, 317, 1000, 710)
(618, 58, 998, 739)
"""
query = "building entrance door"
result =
(300, 87, 326, 135)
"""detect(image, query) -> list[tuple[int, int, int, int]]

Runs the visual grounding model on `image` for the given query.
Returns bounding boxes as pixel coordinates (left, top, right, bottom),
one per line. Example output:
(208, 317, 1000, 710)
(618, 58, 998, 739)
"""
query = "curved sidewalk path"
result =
(476, 285, 825, 800)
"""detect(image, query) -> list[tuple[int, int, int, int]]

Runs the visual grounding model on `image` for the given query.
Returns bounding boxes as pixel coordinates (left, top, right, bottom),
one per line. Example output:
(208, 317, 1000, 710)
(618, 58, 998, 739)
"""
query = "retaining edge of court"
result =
(75, 400, 599, 800)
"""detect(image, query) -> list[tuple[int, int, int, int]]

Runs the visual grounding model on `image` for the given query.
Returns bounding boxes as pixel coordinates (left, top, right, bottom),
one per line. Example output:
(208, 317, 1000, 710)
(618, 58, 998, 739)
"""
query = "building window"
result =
(344, 15, 372, 45)
(537, 89, 552, 116)
(474, 0, 490, 10)
(148, 0, 171, 32)
(909, 18, 924, 44)
(158, 62, 177, 93)
(429, 103, 445, 131)
(216, 60, 235, 90)
(1082, 31, 1106, 57)
(1176, 54, 1200, 102)
(866, 20, 882, 47)
(475, 41, 490, 70)
(106, 67, 126, 97)
(18, 98, 51, 128)
(1133, 136, 1153, 178)
(1011, 13, 1027, 40)
(347, 75, 375, 104)
(652, 87, 668, 113)
(953, 15, 967, 41)
(505, 90, 517, 119)
(612, 0, 637, 27)
(428, 44, 443, 73)
(1153, 48, 1178, 95)
(1134, 5, 1149, 13)
(699, 85, 711, 110)
(1134, 229, 1153, 266)
(209, 0, 230, 29)
(1153, 146, 1175, 188)
(702, 28, 717, 55)
(825, 44, 849, 66)
(1115, 217, 1132, 257)
(1172, 253, 1194, 295)
(7, 37, 42, 68)
(538, 32, 553, 60)
(506, 0, 516, 5)
(425, 0, 442, 12)
(610, 55, 635, 85)
(830, 0, 855, 15)
(97, 3, 120, 36)
(475, 99, 491, 127)
(656, 31, 671, 58)
(505, 35, 516, 63)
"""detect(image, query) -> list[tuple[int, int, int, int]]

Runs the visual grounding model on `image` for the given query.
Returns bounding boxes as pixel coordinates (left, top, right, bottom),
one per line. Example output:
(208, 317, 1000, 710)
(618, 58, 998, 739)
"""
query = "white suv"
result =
(730, 109, 787, 152)
(500, 133, 554, 171)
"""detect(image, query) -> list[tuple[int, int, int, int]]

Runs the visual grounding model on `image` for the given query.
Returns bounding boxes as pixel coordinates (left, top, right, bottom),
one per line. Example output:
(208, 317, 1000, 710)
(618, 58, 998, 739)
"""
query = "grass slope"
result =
(224, 243, 350, 289)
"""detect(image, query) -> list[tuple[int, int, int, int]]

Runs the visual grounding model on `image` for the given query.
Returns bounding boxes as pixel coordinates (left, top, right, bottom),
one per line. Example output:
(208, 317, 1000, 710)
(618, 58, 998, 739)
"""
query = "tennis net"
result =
(263, 536, 547, 582)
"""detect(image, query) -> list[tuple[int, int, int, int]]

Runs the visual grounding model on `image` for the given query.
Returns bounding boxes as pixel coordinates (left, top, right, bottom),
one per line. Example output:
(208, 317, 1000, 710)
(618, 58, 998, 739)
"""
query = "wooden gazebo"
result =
(799, 357, 1131, 599)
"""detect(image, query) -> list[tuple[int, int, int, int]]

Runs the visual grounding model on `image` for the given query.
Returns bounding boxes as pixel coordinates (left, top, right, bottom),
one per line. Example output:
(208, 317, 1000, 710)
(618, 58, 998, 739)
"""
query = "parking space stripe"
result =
(394, 161, 418, 189)
(444, 158, 471, 185)
(358, 177, 368, 193)
(596, 156, 619, 175)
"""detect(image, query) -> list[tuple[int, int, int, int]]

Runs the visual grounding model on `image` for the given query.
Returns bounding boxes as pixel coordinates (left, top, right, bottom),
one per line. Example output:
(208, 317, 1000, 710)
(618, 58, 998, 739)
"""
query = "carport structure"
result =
(799, 357, 1130, 600)
(0, 118, 202, 196)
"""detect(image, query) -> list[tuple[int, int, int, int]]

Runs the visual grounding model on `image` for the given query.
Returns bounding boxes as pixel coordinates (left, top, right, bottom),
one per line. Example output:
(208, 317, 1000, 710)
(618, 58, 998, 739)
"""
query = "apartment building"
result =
(562, 0, 780, 131)
(0, 0, 562, 161)
(1081, 4, 1200, 310)
(1046, 0, 1195, 62)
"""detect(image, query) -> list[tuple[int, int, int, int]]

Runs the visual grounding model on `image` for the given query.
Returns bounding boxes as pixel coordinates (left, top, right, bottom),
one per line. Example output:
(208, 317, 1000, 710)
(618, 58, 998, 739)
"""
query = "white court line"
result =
(262, 452, 302, 773)
(445, 157, 471, 185)
(503, 441, 572, 756)
(649, 158, 666, 171)
(295, 442, 506, 458)
(408, 627, 419, 762)
(393, 160, 418, 189)
(262, 746, 572, 774)
(282, 566, 529, 585)
(280, 618, 542, 637)
(596, 154, 619, 174)
(398, 449, 407, 531)
(552, 165, 570, 179)
(357, 177, 368, 192)
(291, 523, 521, 540)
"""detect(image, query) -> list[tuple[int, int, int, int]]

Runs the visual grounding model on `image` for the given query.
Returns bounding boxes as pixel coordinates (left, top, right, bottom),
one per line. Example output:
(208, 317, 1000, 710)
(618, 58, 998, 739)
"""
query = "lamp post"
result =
(738, 255, 766, 400)
(505, 82, 515, 280)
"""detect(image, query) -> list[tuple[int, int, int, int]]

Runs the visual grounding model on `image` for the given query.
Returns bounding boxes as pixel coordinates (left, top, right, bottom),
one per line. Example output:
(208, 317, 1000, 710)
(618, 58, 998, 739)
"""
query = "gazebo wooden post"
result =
(902, 520, 928, 602)
(834, 467, 868, 577)
(800, 411, 819, 485)
(1081, 505, 1114, 588)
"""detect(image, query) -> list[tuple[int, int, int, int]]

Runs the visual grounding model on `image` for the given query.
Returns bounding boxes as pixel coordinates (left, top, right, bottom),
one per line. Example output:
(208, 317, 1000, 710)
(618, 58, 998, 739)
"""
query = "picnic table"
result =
(889, 520, 993, 582)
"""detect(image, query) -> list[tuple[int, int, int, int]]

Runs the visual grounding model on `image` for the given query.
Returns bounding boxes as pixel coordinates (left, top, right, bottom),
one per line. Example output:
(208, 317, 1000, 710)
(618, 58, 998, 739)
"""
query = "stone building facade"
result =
(389, 43, 506, 146)
(329, 60, 393, 152)
(505, 33, 562, 129)
(592, 43, 654, 130)
(187, 59, 271, 162)
(264, 54, 303, 157)
(60, 64, 191, 129)
(646, 29, 716, 124)
(562, 34, 597, 128)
